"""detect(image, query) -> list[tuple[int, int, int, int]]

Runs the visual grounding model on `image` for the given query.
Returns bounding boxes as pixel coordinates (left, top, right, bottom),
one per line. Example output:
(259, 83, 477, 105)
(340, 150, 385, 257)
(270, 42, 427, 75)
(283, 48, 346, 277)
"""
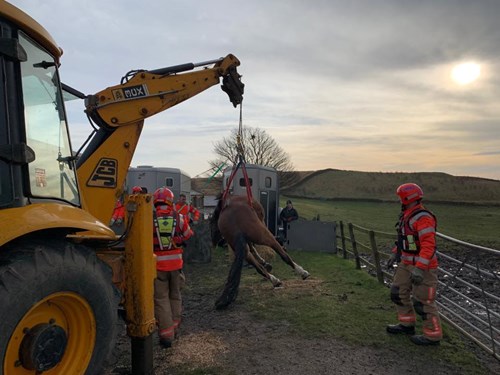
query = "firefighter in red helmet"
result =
(152, 187, 193, 348)
(132, 185, 143, 194)
(386, 183, 442, 345)
(175, 193, 200, 224)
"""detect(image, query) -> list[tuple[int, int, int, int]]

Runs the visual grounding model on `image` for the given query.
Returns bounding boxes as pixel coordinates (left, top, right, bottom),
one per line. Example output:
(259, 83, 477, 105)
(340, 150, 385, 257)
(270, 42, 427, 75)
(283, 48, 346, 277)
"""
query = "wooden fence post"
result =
(339, 221, 347, 258)
(369, 230, 384, 284)
(348, 223, 361, 269)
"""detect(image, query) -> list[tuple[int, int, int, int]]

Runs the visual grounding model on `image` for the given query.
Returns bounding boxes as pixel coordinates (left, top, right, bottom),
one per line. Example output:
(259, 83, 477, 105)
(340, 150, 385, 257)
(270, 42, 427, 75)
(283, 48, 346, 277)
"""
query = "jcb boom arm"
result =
(76, 54, 243, 225)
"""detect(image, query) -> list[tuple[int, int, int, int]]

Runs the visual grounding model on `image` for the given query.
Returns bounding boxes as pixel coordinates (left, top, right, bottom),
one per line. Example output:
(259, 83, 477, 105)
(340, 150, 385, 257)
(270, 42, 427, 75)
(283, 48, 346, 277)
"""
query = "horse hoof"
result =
(273, 281, 283, 289)
(301, 271, 310, 280)
(264, 263, 273, 272)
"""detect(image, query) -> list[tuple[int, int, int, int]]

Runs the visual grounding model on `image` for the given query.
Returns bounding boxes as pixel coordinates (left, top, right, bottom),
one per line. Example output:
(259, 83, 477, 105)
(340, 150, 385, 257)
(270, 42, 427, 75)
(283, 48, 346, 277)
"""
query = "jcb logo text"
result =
(87, 158, 117, 188)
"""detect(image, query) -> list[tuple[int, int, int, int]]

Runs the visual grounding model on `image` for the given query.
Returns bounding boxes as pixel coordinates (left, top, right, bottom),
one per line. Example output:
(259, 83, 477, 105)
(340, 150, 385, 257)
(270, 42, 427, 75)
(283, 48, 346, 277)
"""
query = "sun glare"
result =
(451, 62, 481, 85)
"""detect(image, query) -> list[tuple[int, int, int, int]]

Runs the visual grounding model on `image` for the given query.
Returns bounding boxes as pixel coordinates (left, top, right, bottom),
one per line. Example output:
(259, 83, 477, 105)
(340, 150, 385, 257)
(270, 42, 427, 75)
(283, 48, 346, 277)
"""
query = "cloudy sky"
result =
(9, 0, 500, 180)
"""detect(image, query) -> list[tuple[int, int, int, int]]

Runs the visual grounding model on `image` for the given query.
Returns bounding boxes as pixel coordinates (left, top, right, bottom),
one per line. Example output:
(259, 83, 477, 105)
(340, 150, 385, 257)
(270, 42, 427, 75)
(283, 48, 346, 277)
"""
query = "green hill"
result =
(282, 169, 500, 205)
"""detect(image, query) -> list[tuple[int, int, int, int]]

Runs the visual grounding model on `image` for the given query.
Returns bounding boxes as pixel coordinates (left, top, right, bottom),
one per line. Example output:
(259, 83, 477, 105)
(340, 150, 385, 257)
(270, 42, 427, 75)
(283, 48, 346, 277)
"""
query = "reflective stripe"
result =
(427, 286, 436, 302)
(157, 254, 183, 261)
(423, 317, 442, 338)
(402, 254, 435, 264)
(401, 255, 415, 262)
(423, 328, 442, 338)
(418, 227, 435, 236)
(159, 326, 175, 339)
(398, 313, 416, 323)
(409, 211, 433, 227)
(406, 192, 419, 201)
(418, 256, 430, 265)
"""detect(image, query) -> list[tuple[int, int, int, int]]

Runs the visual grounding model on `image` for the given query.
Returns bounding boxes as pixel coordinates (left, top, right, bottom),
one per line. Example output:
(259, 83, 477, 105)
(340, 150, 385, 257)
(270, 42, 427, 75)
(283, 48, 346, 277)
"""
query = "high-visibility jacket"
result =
(153, 205, 193, 272)
(175, 201, 200, 222)
(112, 200, 125, 221)
(396, 203, 438, 269)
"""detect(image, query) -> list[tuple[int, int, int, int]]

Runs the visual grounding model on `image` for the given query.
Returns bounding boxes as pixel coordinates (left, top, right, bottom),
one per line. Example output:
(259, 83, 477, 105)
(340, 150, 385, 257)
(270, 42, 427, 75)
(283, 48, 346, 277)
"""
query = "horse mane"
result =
(209, 192, 225, 246)
(210, 192, 224, 226)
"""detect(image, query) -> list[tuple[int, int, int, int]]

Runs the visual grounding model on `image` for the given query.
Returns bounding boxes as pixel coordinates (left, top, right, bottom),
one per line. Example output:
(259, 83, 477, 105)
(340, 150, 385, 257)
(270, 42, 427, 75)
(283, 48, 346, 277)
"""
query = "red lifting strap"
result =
(222, 157, 253, 207)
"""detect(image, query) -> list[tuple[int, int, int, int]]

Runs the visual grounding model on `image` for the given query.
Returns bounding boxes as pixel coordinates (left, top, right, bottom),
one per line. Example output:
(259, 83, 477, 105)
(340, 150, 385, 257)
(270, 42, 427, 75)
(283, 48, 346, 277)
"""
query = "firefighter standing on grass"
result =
(386, 183, 442, 346)
(175, 193, 200, 224)
(152, 187, 193, 348)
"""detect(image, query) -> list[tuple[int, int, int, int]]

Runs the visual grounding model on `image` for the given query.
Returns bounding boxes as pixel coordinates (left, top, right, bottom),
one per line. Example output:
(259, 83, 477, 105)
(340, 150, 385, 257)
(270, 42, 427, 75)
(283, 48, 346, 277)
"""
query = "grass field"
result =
(281, 196, 500, 249)
(283, 169, 500, 204)
(184, 248, 495, 374)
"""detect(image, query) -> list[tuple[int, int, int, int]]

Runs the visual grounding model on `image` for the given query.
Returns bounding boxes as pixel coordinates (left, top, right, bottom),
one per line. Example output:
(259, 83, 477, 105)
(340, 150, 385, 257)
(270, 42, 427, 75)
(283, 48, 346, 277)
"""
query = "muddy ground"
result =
(103, 268, 499, 375)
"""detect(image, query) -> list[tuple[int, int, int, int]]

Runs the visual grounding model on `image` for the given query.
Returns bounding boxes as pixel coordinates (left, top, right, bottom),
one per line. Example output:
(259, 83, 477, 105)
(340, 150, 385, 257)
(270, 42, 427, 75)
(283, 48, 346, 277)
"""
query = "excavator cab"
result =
(0, 9, 71, 206)
(0, 2, 244, 374)
(0, 29, 79, 209)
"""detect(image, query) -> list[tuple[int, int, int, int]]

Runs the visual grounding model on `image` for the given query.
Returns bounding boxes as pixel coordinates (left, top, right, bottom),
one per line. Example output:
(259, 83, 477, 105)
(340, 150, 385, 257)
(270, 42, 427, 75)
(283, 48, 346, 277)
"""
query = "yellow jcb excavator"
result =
(0, 1, 244, 374)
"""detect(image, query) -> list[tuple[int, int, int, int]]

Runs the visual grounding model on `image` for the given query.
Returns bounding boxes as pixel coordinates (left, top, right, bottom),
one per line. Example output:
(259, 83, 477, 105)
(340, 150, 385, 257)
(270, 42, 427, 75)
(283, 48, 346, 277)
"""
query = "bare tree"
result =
(209, 126, 298, 186)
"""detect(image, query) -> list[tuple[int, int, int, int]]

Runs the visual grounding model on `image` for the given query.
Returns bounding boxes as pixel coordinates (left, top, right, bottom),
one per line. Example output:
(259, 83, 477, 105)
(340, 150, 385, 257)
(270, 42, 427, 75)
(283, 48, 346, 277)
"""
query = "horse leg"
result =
(266, 238, 310, 280)
(215, 232, 247, 310)
(248, 243, 272, 272)
(246, 250, 282, 288)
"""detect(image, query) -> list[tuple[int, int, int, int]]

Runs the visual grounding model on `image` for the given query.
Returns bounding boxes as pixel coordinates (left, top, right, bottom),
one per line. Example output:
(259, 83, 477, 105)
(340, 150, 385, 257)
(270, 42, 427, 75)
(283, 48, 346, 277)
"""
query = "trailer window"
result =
(265, 177, 272, 188)
(165, 177, 174, 187)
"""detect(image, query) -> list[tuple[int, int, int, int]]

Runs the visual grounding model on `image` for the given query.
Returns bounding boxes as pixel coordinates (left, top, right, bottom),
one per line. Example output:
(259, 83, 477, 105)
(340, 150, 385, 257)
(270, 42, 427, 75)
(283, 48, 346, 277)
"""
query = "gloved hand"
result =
(411, 267, 424, 285)
(115, 218, 123, 226)
(386, 253, 398, 270)
(109, 218, 116, 226)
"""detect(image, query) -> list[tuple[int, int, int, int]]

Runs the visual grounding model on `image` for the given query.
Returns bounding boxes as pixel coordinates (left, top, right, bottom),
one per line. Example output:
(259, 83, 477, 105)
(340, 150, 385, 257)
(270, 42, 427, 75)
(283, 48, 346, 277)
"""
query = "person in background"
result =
(175, 193, 200, 224)
(386, 183, 442, 346)
(109, 199, 125, 227)
(131, 185, 145, 194)
(152, 187, 193, 348)
(279, 199, 298, 239)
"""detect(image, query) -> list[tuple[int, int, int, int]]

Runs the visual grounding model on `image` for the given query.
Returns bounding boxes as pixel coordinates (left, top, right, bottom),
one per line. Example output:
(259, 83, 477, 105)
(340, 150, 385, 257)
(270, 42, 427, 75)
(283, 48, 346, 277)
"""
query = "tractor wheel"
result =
(0, 238, 119, 375)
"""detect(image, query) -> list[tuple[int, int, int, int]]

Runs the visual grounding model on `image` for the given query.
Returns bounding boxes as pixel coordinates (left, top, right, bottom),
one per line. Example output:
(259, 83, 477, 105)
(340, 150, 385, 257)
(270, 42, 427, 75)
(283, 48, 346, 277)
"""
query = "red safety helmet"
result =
(396, 183, 423, 204)
(132, 186, 142, 193)
(153, 187, 174, 206)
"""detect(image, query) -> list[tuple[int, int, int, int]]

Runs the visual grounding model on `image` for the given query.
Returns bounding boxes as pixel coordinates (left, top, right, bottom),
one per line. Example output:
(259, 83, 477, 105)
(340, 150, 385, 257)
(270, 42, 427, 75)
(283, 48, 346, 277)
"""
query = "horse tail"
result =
(215, 232, 246, 310)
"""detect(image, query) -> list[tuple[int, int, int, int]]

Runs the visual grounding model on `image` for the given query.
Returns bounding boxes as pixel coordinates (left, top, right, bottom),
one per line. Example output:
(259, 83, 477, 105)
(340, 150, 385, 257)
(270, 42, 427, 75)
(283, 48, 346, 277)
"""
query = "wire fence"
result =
(335, 221, 500, 361)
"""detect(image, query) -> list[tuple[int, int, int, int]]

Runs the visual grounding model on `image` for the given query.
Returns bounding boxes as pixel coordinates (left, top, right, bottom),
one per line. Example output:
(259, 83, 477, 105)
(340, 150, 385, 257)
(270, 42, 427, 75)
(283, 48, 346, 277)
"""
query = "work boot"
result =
(159, 338, 173, 349)
(410, 335, 440, 346)
(386, 324, 415, 335)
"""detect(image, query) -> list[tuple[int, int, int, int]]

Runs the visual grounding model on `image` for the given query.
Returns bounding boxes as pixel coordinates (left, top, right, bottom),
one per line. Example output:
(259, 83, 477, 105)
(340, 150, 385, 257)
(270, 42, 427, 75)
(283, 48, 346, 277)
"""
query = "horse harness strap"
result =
(221, 102, 253, 208)
(221, 158, 253, 208)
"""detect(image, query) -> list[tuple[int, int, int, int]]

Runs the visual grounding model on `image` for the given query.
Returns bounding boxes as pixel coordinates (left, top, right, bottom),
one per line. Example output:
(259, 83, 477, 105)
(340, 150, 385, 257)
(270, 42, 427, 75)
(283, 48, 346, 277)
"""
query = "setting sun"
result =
(451, 62, 481, 85)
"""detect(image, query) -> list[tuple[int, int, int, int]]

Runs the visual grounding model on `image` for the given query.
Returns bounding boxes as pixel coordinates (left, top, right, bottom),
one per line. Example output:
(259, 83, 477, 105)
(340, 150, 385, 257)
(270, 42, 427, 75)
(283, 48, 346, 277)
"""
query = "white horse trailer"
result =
(222, 164, 279, 236)
(126, 165, 191, 200)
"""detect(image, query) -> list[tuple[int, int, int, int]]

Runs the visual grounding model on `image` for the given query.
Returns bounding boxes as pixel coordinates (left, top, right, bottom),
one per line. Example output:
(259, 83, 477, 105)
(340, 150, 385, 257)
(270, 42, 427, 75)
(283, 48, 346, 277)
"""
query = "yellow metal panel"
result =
(0, 203, 115, 246)
(76, 123, 143, 224)
(94, 70, 222, 126)
(123, 194, 157, 338)
(0, 1, 62, 62)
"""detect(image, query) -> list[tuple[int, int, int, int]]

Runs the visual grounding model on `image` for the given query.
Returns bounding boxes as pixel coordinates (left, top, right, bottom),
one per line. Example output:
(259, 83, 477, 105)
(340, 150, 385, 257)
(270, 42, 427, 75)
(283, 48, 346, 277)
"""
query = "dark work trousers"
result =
(154, 269, 182, 341)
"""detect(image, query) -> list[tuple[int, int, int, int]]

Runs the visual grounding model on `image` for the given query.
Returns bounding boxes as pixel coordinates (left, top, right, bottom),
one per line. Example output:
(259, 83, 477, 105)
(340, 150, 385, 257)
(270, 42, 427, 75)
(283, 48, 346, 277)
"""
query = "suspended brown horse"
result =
(210, 194, 310, 310)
